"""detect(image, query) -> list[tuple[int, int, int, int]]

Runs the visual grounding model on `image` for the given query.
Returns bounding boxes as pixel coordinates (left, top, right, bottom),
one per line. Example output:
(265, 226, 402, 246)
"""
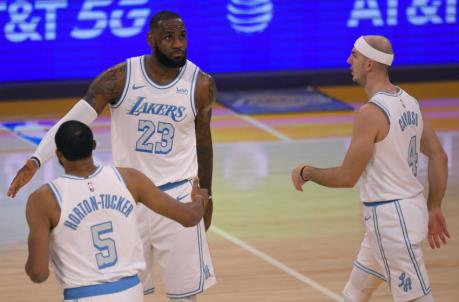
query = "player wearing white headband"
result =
(291, 35, 450, 302)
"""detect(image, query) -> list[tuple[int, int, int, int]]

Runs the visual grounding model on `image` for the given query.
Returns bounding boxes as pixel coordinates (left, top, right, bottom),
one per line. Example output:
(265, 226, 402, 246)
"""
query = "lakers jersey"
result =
(110, 56, 200, 186)
(48, 166, 145, 289)
(360, 88, 424, 202)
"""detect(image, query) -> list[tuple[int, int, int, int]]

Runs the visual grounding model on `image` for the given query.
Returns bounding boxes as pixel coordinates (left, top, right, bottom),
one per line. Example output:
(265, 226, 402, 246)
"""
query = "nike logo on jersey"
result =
(177, 193, 190, 202)
(364, 215, 371, 222)
(132, 84, 146, 90)
(128, 96, 186, 122)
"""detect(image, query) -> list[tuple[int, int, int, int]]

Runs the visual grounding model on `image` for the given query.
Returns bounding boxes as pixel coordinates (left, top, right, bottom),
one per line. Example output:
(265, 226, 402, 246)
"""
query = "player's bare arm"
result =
(292, 104, 385, 191)
(84, 61, 127, 113)
(6, 62, 127, 198)
(117, 168, 206, 227)
(25, 185, 57, 283)
(419, 114, 450, 249)
(194, 71, 215, 230)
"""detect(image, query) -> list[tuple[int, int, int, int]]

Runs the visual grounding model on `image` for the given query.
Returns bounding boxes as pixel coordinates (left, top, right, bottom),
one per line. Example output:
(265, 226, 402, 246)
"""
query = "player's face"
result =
(347, 48, 367, 85)
(150, 19, 187, 68)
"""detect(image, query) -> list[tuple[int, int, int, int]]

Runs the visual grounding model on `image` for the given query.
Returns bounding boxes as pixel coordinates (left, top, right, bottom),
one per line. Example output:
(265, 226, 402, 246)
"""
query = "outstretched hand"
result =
(291, 164, 308, 192)
(428, 208, 450, 249)
(7, 159, 39, 198)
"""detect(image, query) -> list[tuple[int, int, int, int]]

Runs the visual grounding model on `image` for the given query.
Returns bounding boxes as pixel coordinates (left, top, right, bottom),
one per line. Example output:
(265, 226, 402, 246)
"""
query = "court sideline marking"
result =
(211, 226, 341, 301)
(233, 112, 293, 142)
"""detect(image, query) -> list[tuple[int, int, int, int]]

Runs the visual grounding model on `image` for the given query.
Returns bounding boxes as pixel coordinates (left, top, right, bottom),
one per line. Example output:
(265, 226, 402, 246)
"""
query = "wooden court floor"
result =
(0, 81, 458, 301)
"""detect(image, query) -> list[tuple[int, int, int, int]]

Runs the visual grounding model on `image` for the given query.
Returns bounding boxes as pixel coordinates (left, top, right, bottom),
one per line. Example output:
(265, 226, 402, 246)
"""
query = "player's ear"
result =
(92, 140, 96, 151)
(366, 59, 375, 71)
(146, 30, 155, 48)
(55, 149, 64, 162)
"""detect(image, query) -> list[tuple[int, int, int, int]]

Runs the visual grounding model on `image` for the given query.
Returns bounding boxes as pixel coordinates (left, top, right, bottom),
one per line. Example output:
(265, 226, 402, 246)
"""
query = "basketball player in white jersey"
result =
(10, 11, 216, 301)
(25, 121, 207, 301)
(291, 36, 450, 302)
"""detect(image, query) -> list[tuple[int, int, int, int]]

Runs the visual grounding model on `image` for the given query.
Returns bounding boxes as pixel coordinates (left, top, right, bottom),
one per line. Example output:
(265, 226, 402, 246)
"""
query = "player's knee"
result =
(408, 292, 435, 302)
(343, 282, 372, 302)
(342, 266, 382, 302)
(170, 294, 197, 302)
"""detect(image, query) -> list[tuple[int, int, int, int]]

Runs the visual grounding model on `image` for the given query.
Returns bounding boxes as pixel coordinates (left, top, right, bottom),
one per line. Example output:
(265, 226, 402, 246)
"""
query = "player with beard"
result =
(8, 10, 216, 302)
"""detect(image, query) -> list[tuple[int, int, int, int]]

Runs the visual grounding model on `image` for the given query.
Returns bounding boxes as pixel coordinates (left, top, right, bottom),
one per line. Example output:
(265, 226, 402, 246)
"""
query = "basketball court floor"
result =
(0, 81, 458, 301)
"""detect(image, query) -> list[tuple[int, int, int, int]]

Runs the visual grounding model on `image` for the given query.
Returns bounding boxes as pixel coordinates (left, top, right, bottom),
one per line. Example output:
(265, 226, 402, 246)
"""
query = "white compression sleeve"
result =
(32, 99, 98, 166)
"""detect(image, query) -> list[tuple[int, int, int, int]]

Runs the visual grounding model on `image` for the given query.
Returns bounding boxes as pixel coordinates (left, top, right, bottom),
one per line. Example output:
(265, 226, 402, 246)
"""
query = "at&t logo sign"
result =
(226, 0, 273, 35)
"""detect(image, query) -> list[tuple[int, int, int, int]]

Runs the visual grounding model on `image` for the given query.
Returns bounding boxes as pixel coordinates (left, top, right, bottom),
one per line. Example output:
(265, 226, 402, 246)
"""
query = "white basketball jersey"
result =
(360, 88, 424, 202)
(48, 166, 145, 289)
(110, 55, 200, 186)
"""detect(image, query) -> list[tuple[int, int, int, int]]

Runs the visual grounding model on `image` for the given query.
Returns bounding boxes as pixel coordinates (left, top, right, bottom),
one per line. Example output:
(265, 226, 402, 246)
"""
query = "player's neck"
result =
(364, 74, 396, 98)
(146, 54, 180, 85)
(63, 158, 98, 178)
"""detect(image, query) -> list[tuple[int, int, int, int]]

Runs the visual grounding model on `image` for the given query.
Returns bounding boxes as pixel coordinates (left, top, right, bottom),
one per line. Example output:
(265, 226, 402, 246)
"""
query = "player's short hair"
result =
(149, 10, 182, 30)
(55, 120, 93, 161)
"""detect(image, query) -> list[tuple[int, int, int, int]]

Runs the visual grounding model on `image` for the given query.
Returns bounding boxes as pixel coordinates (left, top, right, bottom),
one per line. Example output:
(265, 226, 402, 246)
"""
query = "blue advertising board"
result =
(0, 0, 458, 83)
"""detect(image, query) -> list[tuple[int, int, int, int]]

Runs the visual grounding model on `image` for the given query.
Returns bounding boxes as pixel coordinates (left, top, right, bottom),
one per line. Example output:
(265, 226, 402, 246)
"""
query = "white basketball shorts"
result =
(135, 179, 216, 298)
(352, 194, 431, 302)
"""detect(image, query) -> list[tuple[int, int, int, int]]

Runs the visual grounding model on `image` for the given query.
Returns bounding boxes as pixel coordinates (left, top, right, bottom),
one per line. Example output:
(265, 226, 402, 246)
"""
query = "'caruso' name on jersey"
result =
(63, 194, 134, 231)
(399, 110, 419, 132)
(128, 96, 186, 122)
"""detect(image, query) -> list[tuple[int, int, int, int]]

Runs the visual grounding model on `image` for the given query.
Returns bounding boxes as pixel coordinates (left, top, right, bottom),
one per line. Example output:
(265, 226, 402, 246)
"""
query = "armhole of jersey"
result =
(369, 100, 391, 125)
(47, 182, 62, 209)
(190, 67, 200, 117)
(111, 58, 131, 109)
(112, 167, 128, 189)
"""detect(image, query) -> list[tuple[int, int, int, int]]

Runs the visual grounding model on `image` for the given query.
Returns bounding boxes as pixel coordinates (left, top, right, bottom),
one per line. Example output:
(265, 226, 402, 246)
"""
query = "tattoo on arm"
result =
(195, 72, 216, 193)
(84, 62, 127, 113)
(195, 72, 216, 228)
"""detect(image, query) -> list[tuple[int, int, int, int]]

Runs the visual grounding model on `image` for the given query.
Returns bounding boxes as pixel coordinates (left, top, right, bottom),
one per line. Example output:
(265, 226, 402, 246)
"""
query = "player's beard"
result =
(154, 44, 186, 68)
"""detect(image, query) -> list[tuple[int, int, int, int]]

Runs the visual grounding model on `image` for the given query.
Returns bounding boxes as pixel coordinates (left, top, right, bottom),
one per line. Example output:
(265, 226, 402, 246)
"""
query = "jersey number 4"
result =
(91, 221, 118, 269)
(136, 120, 175, 154)
(408, 136, 418, 176)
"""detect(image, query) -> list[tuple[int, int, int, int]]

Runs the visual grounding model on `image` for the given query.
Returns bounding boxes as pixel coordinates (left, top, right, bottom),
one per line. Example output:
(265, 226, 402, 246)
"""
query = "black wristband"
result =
(300, 165, 308, 182)
(30, 156, 41, 168)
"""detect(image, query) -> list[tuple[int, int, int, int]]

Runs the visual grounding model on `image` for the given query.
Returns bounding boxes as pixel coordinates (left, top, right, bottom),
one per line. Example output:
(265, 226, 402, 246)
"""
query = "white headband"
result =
(354, 36, 394, 66)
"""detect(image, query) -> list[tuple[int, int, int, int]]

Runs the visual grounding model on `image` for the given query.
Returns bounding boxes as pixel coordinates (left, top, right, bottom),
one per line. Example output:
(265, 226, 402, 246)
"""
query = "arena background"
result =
(1, 1, 458, 301)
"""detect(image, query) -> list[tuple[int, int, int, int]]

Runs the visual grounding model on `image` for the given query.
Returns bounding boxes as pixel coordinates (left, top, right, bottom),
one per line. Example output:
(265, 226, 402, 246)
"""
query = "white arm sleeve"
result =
(32, 99, 98, 166)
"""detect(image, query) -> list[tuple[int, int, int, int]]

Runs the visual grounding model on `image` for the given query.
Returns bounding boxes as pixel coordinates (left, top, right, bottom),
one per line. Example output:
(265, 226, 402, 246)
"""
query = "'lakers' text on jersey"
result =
(110, 56, 200, 186)
(360, 88, 424, 202)
(48, 166, 145, 289)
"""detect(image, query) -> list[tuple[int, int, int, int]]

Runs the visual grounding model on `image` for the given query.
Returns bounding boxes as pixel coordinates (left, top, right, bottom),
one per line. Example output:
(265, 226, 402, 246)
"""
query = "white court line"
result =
(235, 114, 293, 142)
(211, 226, 341, 301)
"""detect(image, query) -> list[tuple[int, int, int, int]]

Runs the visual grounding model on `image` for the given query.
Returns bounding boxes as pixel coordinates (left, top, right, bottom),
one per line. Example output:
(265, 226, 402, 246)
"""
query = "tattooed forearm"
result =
(196, 129, 214, 230)
(84, 62, 127, 113)
(195, 71, 216, 229)
(196, 134, 213, 194)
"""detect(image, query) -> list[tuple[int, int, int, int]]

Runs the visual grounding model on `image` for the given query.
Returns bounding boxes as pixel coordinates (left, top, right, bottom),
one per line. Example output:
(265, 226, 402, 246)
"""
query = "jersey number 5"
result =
(408, 136, 418, 176)
(136, 120, 175, 154)
(91, 221, 118, 269)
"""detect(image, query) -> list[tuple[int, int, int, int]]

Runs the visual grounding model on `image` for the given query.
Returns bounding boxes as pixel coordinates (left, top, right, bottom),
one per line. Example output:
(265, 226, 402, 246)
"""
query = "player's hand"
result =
(191, 177, 209, 210)
(291, 164, 309, 192)
(7, 158, 39, 198)
(428, 208, 450, 249)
